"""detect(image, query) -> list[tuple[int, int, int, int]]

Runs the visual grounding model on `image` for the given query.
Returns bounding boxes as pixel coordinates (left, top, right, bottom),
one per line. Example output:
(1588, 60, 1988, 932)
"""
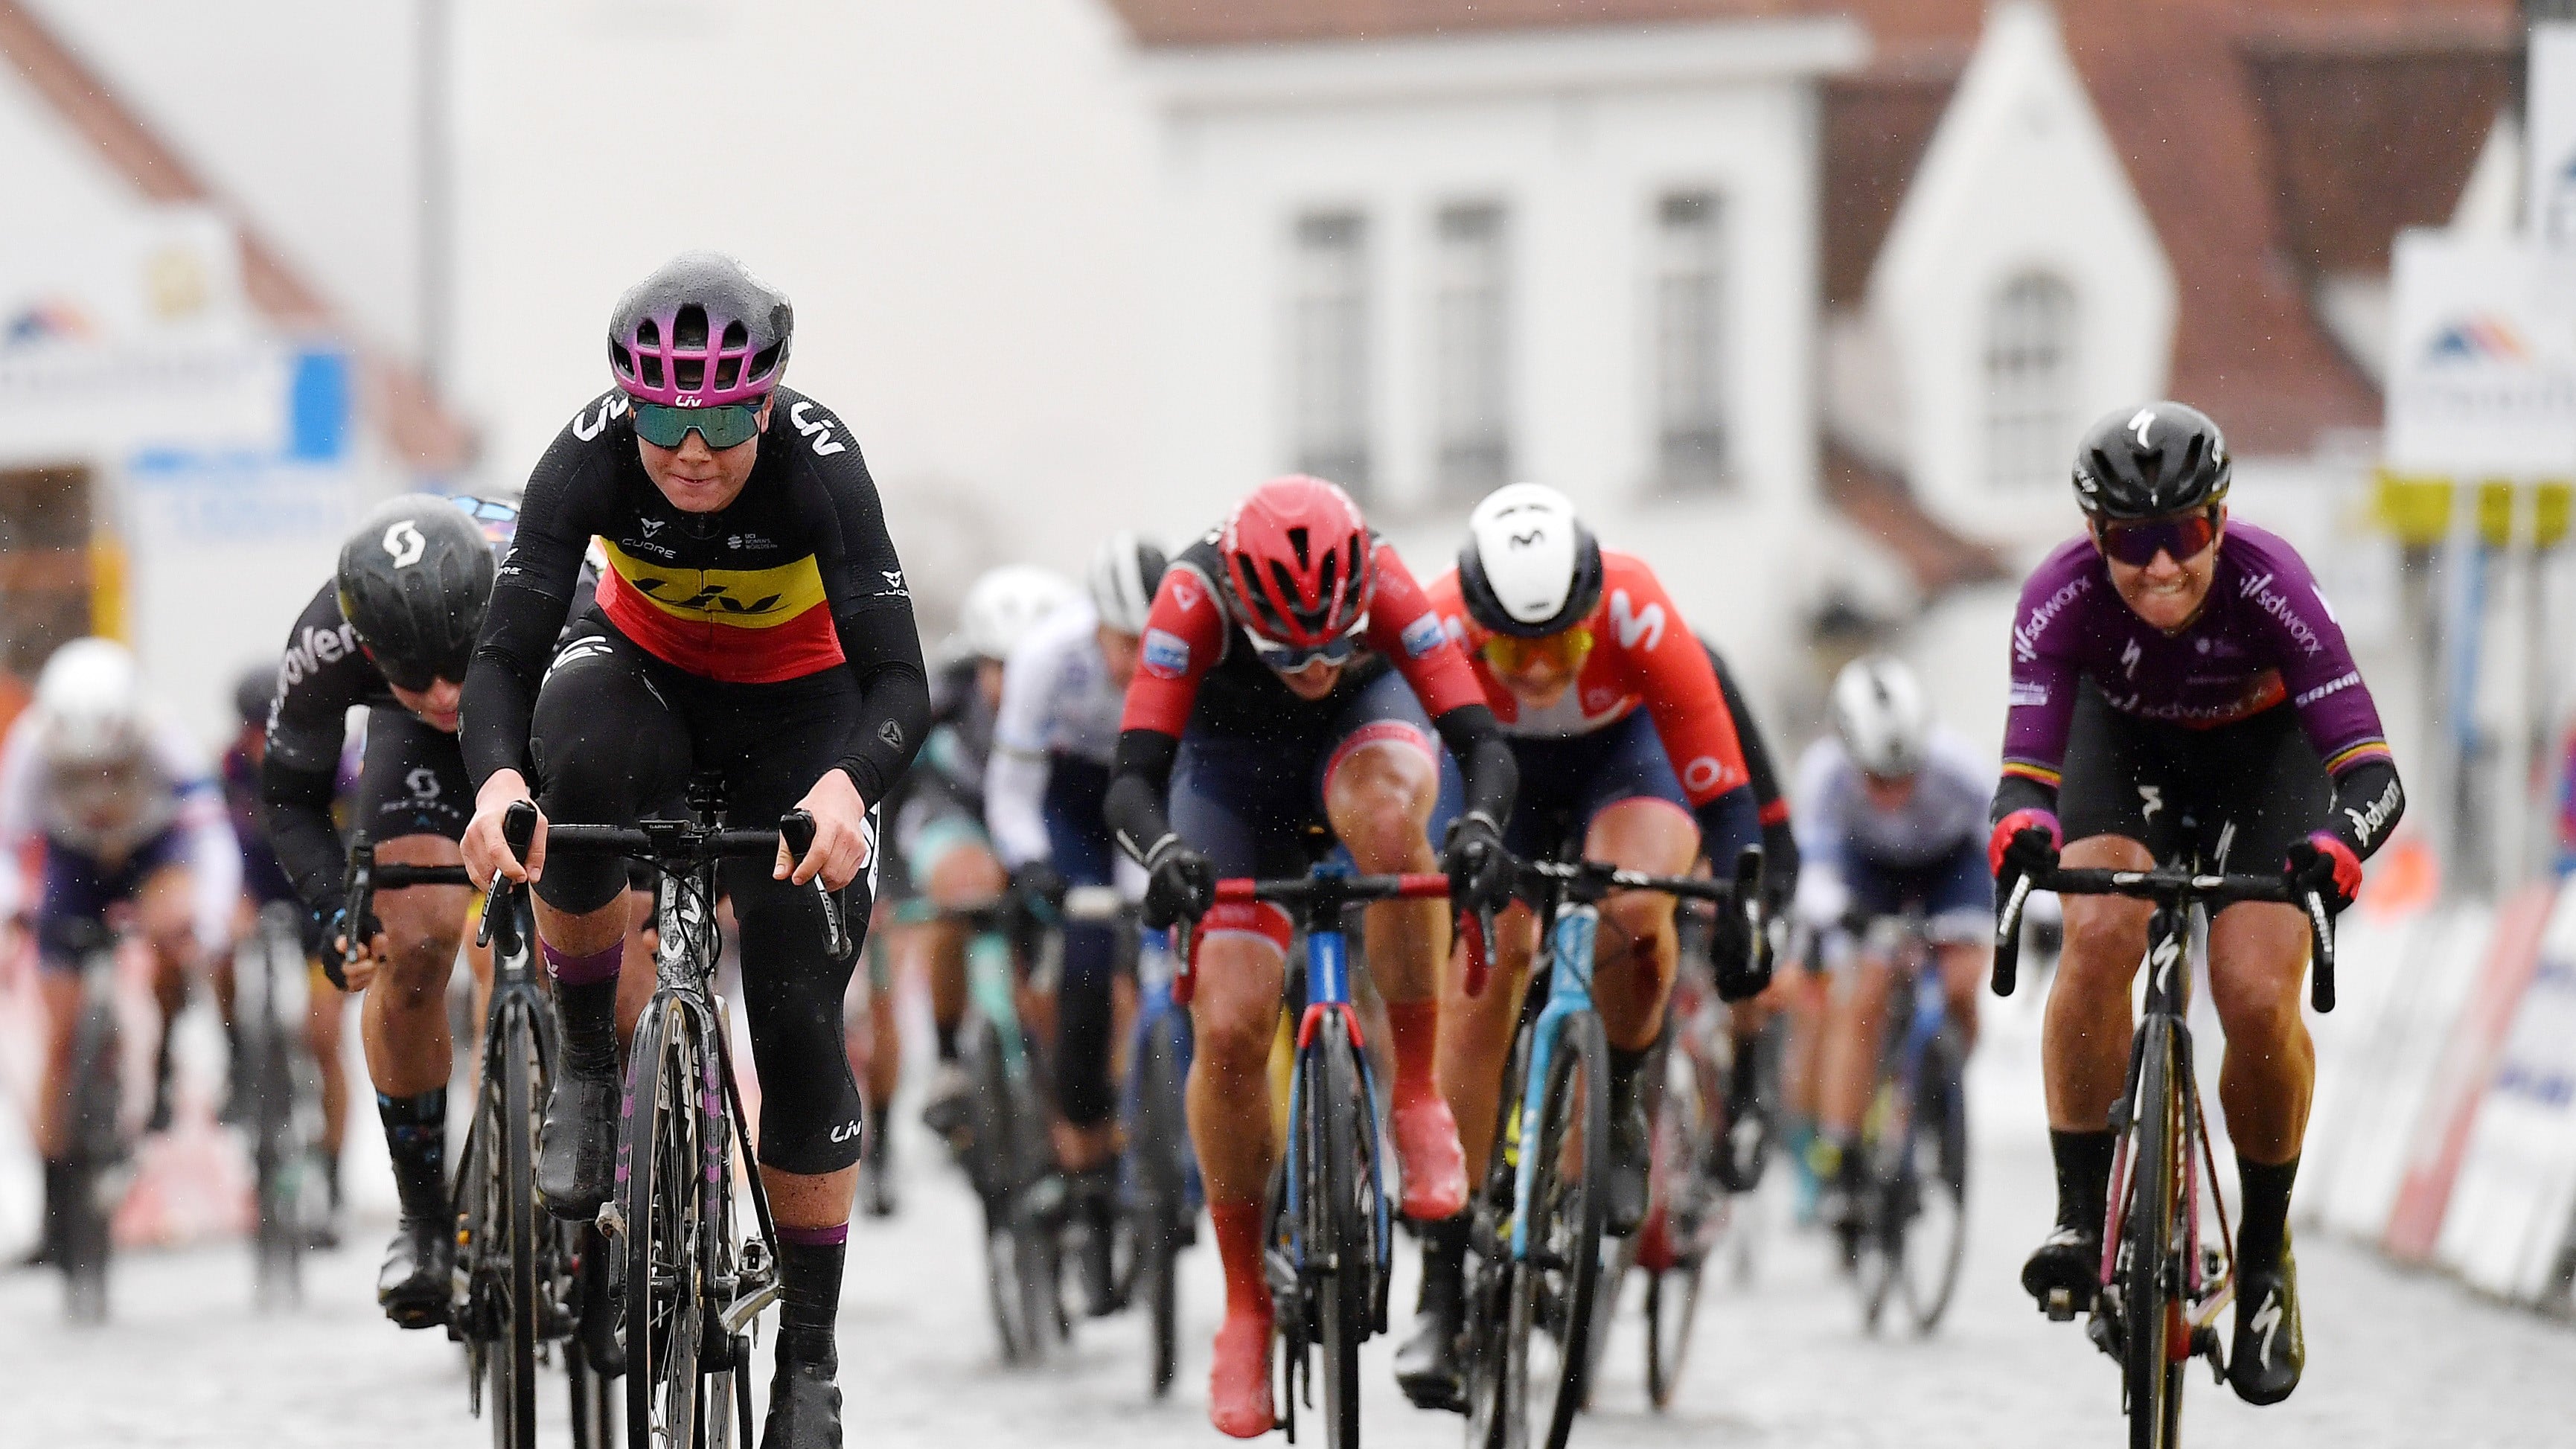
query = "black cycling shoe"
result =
(1393, 1217, 1468, 1413)
(536, 1061, 619, 1221)
(1604, 1078, 1652, 1238)
(2020, 1224, 2103, 1318)
(377, 1215, 453, 1328)
(761, 1354, 844, 1449)
(1069, 1166, 1121, 1317)
(1710, 1066, 1773, 1194)
(2228, 1251, 2304, 1406)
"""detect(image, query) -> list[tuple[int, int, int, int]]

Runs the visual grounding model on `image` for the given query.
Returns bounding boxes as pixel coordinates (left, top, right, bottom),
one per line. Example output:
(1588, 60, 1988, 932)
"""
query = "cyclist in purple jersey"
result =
(1988, 402, 2403, 1409)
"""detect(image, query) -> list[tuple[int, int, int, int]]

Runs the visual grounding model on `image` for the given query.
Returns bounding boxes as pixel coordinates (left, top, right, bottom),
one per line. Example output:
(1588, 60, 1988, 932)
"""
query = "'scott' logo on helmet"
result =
(383, 521, 426, 568)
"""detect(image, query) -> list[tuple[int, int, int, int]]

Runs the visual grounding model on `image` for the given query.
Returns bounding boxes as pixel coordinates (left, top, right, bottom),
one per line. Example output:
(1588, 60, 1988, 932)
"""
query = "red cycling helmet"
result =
(1218, 476, 1375, 650)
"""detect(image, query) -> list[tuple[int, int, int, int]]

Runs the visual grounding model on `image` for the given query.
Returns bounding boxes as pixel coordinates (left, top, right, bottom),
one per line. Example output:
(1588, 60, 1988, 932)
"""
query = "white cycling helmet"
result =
(958, 564, 1078, 662)
(1829, 655, 1932, 780)
(36, 638, 148, 767)
(1087, 531, 1168, 636)
(1457, 484, 1603, 639)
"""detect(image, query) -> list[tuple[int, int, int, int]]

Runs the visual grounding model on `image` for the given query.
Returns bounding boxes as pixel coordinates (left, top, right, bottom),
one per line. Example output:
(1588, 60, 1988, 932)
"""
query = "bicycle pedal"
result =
(2045, 1288, 2077, 1322)
(595, 1203, 625, 1242)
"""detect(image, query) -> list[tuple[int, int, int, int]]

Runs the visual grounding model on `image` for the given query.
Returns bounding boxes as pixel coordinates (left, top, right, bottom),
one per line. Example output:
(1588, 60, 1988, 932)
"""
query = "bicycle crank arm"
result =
(720, 1281, 781, 1337)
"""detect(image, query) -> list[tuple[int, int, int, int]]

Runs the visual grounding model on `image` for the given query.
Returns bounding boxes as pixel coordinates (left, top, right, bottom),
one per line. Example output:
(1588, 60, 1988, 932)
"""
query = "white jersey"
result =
(1791, 728, 1991, 929)
(985, 598, 1125, 868)
(0, 709, 243, 956)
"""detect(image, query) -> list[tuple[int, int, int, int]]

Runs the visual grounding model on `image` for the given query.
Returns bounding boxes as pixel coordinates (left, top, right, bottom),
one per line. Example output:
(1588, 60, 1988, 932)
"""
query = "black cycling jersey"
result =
(260, 580, 411, 921)
(462, 386, 930, 807)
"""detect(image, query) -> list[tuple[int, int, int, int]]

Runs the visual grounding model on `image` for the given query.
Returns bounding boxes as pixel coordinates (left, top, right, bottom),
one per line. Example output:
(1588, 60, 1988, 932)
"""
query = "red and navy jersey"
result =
(1119, 532, 1486, 743)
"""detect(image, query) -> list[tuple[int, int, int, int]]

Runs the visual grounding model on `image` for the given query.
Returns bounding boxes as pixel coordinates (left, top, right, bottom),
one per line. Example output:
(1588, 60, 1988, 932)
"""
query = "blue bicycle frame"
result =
(1281, 864, 1394, 1290)
(1509, 904, 1601, 1257)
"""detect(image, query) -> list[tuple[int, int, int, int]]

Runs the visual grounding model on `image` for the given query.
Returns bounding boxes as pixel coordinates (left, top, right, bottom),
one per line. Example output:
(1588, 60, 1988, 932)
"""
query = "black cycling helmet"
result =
(336, 493, 497, 691)
(2071, 402, 2231, 520)
(1457, 484, 1605, 639)
(233, 665, 278, 730)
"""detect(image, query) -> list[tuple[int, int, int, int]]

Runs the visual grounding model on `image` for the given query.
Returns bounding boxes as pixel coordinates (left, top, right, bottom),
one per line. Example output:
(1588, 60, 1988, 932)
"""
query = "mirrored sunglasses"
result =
(2094, 508, 2219, 569)
(633, 400, 765, 450)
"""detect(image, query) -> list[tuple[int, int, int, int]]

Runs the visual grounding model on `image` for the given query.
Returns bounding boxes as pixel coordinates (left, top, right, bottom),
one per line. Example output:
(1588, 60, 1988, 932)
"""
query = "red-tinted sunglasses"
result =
(2094, 508, 2220, 569)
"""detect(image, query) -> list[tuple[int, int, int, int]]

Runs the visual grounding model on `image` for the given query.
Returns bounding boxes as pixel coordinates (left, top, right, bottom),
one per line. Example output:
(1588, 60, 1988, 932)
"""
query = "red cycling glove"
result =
(1989, 808, 2062, 883)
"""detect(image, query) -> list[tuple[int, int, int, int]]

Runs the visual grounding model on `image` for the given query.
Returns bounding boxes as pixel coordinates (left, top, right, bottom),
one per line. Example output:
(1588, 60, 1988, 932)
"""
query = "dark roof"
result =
(1821, 439, 2007, 595)
(0, 0, 471, 471)
(1105, 0, 1800, 48)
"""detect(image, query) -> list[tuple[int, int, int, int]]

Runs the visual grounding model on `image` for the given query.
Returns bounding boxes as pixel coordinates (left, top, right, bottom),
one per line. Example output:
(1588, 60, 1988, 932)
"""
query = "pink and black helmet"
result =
(606, 252, 793, 406)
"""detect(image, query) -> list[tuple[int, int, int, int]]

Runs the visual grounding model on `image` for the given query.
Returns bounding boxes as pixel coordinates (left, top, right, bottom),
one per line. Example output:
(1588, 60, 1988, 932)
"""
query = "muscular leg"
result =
(359, 837, 475, 1097)
(1325, 741, 1444, 1003)
(1436, 903, 1538, 1185)
(136, 865, 202, 1129)
(1817, 956, 1894, 1136)
(2042, 835, 2157, 1132)
(1935, 939, 1985, 1053)
(1585, 800, 1700, 1053)
(2205, 903, 2315, 1162)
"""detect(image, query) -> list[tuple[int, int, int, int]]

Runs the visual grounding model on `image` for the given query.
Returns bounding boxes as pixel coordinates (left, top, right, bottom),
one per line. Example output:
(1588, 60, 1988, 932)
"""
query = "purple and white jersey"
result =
(2001, 522, 2392, 794)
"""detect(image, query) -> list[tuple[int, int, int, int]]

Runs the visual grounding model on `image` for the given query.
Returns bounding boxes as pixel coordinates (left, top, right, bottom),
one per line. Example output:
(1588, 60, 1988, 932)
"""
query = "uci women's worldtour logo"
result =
(1141, 628, 1190, 679)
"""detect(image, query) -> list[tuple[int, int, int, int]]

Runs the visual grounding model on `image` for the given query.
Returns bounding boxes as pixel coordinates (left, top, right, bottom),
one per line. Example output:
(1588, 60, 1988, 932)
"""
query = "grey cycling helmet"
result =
(336, 493, 496, 691)
(607, 252, 793, 406)
(1087, 531, 1168, 636)
(2071, 402, 2230, 520)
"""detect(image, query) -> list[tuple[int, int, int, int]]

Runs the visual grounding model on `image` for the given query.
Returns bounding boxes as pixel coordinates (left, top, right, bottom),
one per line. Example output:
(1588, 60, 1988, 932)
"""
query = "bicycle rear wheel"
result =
(1307, 1023, 1373, 1449)
(1466, 1023, 1534, 1449)
(1896, 1028, 1969, 1334)
(60, 986, 121, 1324)
(570, 1221, 623, 1449)
(966, 1014, 1058, 1363)
(1506, 1011, 1608, 1449)
(624, 1000, 709, 1449)
(2122, 1015, 2185, 1449)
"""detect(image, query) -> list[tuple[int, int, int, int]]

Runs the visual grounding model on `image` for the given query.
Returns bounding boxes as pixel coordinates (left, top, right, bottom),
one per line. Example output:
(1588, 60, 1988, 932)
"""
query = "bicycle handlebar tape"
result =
(1172, 919, 1198, 1007)
(2306, 890, 2337, 1014)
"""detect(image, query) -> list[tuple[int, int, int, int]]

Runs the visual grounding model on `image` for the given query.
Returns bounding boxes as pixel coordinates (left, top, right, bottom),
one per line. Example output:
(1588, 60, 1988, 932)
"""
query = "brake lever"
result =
(1458, 906, 1493, 999)
(338, 834, 374, 991)
(1992, 871, 2035, 997)
(479, 802, 541, 951)
(781, 810, 854, 964)
(2304, 888, 2336, 1013)
(1172, 917, 1198, 1006)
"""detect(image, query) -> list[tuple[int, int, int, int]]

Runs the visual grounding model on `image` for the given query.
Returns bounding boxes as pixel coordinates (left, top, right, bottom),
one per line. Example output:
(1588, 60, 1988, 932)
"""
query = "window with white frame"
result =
(1290, 211, 1373, 494)
(1652, 190, 1730, 491)
(1984, 272, 2079, 493)
(1433, 202, 1512, 496)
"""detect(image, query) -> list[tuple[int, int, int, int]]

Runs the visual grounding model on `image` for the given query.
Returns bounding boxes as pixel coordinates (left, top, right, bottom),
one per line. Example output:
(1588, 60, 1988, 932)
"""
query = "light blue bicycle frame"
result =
(1509, 903, 1600, 1258)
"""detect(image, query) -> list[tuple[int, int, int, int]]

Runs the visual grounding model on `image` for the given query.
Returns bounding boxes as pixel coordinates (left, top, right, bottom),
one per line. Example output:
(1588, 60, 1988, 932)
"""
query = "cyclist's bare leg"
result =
(1326, 738, 1464, 1218)
(2040, 834, 2157, 1132)
(1934, 940, 1985, 1052)
(2204, 901, 2314, 1164)
(359, 836, 473, 1097)
(1584, 799, 1698, 1053)
(307, 976, 348, 1156)
(1817, 954, 1895, 1136)
(1188, 934, 1288, 1210)
(1436, 900, 1539, 1183)
(137, 864, 201, 1124)
(764, 1165, 860, 1232)
(35, 972, 77, 1157)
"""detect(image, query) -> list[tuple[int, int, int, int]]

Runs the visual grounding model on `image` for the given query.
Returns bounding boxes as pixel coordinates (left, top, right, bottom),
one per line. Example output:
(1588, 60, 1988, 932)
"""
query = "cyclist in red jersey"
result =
(1103, 476, 1517, 1438)
(1399, 484, 1761, 1407)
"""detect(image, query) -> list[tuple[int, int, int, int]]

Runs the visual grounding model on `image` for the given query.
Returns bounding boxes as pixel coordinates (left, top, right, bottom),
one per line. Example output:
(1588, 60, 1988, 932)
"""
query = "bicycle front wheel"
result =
(60, 987, 121, 1324)
(624, 1000, 709, 1449)
(1308, 1022, 1375, 1449)
(1506, 1010, 1608, 1449)
(485, 994, 544, 1449)
(1896, 1028, 1969, 1334)
(249, 997, 304, 1309)
(1132, 1016, 1191, 1398)
(2123, 1015, 2185, 1449)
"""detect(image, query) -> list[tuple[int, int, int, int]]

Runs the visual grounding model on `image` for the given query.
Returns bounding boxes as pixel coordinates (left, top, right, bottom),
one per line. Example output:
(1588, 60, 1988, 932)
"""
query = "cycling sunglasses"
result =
(633, 400, 766, 450)
(2094, 507, 2221, 569)
(1245, 627, 1363, 673)
(373, 650, 464, 695)
(1482, 626, 1594, 677)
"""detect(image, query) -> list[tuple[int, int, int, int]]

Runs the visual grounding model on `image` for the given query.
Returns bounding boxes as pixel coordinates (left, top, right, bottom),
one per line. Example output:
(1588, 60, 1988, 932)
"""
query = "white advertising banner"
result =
(2529, 23, 2576, 307)
(0, 338, 291, 466)
(2440, 884, 2576, 1302)
(2385, 231, 2576, 478)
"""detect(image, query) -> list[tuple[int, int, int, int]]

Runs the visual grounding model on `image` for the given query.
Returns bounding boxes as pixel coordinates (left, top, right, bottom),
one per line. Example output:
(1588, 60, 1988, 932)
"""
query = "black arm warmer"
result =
(461, 578, 573, 787)
(1990, 773, 2058, 828)
(2327, 758, 2405, 860)
(1434, 703, 1518, 827)
(1107, 729, 1182, 865)
(830, 606, 930, 805)
(1703, 640, 1785, 816)
(261, 761, 348, 920)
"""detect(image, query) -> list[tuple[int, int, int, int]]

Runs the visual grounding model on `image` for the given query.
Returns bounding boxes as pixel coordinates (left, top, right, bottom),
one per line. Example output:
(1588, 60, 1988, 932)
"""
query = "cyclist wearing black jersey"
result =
(459, 253, 927, 1449)
(261, 493, 526, 1325)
